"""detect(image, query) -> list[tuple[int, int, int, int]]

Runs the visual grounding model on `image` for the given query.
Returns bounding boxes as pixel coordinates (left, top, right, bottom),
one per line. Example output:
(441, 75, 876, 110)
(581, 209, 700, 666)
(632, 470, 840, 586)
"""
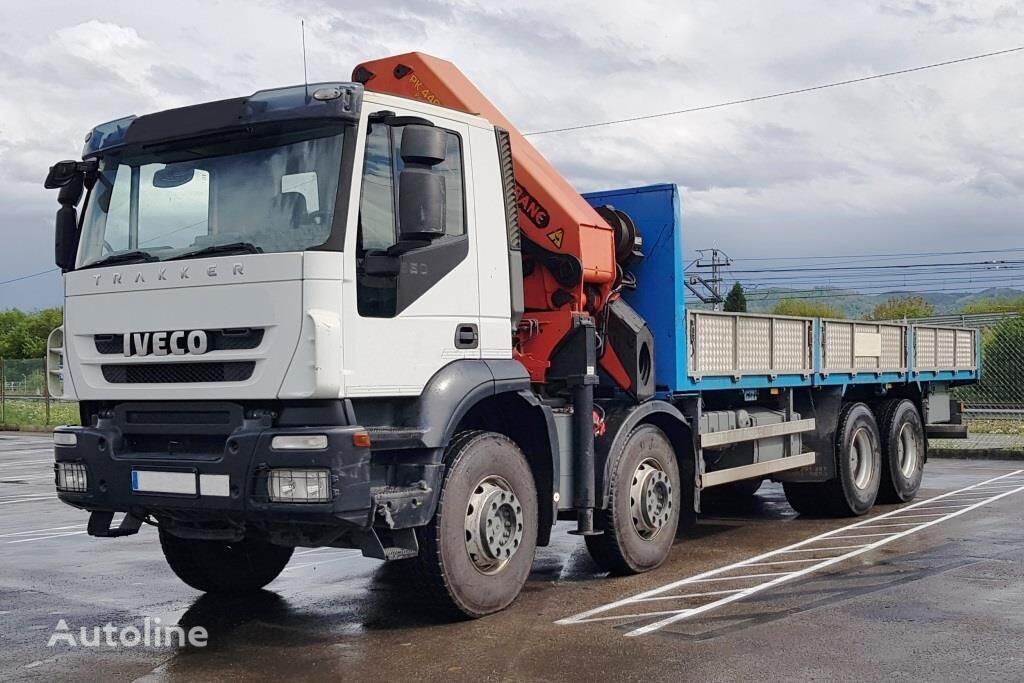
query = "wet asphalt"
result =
(1, 431, 1023, 682)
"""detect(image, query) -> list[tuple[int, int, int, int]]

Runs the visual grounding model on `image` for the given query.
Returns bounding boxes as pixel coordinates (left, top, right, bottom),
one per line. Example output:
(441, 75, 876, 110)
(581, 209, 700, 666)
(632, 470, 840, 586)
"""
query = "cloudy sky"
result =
(1, 0, 1022, 309)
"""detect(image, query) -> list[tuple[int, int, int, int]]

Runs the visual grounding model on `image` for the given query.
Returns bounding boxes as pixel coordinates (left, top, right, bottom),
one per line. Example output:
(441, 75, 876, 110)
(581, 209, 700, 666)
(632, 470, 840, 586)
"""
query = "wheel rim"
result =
(464, 475, 525, 575)
(849, 426, 875, 490)
(629, 458, 673, 540)
(897, 422, 920, 478)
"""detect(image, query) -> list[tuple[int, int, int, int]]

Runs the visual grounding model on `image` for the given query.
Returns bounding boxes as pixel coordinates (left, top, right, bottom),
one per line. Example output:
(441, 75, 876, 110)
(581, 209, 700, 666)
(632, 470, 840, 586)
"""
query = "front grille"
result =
(101, 362, 255, 384)
(95, 328, 264, 355)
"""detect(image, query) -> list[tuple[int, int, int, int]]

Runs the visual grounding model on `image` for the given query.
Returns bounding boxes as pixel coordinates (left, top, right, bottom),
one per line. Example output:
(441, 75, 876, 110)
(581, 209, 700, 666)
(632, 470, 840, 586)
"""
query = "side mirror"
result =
(398, 170, 446, 241)
(152, 166, 195, 188)
(399, 125, 447, 166)
(46, 163, 87, 272)
(54, 206, 79, 272)
(397, 125, 448, 242)
(45, 161, 81, 189)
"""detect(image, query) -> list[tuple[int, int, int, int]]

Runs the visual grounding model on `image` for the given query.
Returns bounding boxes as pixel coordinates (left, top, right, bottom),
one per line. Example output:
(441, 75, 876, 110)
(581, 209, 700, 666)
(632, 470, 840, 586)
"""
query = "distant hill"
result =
(733, 287, 1024, 318)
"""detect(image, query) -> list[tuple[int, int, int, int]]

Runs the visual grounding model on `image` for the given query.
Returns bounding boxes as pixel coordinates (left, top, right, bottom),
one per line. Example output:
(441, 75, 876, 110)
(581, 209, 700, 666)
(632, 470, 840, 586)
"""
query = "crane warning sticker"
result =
(547, 229, 564, 249)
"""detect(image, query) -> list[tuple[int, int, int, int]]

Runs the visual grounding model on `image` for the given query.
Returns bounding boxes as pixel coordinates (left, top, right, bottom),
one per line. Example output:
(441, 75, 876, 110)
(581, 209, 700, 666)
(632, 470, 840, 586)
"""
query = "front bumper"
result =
(53, 405, 441, 538)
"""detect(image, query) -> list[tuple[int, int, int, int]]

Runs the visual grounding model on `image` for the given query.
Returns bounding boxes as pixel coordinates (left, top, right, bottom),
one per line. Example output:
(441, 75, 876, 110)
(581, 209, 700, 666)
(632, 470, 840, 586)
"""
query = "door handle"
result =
(455, 323, 479, 349)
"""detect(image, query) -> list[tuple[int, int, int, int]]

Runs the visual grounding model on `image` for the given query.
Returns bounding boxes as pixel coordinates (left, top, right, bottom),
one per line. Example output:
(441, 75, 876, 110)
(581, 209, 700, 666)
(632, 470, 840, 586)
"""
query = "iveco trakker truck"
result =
(45, 53, 979, 617)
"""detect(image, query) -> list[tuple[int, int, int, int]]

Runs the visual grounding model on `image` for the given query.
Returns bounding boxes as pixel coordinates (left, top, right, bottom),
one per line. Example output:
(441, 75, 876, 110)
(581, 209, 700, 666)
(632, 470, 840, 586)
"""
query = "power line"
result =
(726, 259, 1024, 275)
(524, 45, 1024, 136)
(0, 268, 58, 286)
(685, 283, 1023, 305)
(735, 267, 1024, 285)
(730, 246, 1024, 262)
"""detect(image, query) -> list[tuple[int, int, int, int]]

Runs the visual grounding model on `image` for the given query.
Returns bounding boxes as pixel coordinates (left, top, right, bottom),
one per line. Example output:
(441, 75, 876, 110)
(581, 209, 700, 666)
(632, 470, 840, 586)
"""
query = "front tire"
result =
(875, 399, 925, 503)
(586, 424, 680, 575)
(159, 530, 293, 594)
(411, 430, 538, 618)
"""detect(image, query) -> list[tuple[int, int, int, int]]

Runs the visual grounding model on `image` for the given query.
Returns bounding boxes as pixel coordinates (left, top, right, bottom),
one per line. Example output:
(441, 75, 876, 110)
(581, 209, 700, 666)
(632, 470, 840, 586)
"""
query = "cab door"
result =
(342, 108, 481, 397)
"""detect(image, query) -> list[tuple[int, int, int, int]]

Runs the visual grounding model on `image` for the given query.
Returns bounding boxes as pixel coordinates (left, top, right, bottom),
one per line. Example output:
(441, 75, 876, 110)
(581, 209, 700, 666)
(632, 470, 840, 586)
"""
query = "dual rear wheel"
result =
(783, 399, 924, 517)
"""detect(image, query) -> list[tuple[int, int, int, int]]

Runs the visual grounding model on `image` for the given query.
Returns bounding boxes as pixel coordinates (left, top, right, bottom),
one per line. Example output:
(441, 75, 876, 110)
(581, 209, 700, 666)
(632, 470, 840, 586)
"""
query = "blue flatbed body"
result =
(583, 184, 981, 397)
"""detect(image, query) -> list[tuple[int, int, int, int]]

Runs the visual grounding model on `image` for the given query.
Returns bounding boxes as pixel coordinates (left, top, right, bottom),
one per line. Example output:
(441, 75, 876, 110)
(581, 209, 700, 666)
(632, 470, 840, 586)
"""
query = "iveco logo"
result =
(94, 264, 245, 287)
(124, 330, 209, 357)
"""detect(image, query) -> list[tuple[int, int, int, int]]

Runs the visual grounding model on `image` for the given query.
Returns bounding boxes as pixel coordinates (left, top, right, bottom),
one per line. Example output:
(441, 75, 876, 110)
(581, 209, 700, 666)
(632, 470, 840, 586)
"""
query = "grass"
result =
(0, 399, 79, 428)
(966, 418, 1024, 436)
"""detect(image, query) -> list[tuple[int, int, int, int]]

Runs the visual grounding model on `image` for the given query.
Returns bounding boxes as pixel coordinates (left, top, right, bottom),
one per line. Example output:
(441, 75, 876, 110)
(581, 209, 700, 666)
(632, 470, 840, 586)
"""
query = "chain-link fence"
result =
(0, 358, 78, 429)
(937, 314, 1024, 453)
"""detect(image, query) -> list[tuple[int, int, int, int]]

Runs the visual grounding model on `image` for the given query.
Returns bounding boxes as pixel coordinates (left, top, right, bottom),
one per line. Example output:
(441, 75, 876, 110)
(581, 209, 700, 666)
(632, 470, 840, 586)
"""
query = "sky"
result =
(0, 0, 1022, 309)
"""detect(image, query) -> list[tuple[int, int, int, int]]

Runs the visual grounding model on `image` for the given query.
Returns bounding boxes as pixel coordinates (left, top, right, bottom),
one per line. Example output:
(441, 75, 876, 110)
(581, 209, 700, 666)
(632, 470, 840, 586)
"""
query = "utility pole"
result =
(685, 248, 732, 310)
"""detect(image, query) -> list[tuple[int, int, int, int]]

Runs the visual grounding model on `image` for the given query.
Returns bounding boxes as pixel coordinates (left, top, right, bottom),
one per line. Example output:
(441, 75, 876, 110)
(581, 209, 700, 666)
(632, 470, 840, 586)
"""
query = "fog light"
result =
(55, 462, 88, 492)
(271, 434, 328, 451)
(268, 468, 331, 503)
(53, 431, 78, 447)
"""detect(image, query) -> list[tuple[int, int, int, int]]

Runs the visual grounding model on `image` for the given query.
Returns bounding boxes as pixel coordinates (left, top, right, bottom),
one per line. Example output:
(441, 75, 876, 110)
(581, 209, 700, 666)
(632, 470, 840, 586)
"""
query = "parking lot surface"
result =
(2, 432, 1023, 682)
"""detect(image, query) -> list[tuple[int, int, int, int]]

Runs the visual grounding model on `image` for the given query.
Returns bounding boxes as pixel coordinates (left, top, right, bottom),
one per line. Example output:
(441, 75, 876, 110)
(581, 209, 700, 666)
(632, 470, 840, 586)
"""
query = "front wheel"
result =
(411, 431, 538, 618)
(159, 530, 294, 594)
(586, 424, 681, 575)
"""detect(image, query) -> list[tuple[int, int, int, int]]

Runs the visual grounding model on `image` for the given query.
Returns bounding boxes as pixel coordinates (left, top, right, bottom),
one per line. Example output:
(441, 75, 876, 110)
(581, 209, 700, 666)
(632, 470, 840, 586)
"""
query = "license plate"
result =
(131, 470, 230, 496)
(131, 470, 196, 495)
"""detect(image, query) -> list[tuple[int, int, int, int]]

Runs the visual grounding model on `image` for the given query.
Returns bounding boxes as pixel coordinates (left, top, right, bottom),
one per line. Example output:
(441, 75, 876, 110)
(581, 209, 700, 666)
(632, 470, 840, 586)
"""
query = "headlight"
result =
(53, 431, 78, 447)
(268, 468, 331, 503)
(55, 462, 88, 492)
(270, 434, 328, 451)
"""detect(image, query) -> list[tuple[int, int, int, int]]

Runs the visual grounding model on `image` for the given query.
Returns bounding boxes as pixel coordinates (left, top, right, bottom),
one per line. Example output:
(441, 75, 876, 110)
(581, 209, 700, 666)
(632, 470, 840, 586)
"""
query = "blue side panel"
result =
(582, 184, 686, 394)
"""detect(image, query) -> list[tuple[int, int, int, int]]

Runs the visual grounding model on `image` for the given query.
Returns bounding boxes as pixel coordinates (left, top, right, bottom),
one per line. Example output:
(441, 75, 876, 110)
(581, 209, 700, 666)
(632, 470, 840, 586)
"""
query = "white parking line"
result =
(0, 460, 52, 468)
(8, 531, 87, 544)
(633, 589, 743, 603)
(0, 496, 54, 505)
(783, 544, 869, 553)
(0, 525, 81, 538)
(558, 469, 1024, 636)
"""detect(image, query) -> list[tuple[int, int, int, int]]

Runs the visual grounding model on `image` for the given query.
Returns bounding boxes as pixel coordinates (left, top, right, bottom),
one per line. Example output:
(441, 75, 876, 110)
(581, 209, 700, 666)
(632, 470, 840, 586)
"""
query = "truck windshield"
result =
(77, 127, 347, 268)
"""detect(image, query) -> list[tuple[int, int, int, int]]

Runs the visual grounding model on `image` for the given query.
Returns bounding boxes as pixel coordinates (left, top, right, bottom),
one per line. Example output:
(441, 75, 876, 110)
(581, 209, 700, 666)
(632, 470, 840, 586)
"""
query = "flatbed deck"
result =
(583, 184, 979, 395)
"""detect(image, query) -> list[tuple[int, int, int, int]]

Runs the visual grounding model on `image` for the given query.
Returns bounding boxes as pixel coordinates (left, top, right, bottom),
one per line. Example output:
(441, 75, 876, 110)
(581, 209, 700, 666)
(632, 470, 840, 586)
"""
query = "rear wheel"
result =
(784, 402, 881, 517)
(410, 430, 538, 618)
(874, 399, 925, 503)
(159, 530, 293, 594)
(586, 424, 680, 575)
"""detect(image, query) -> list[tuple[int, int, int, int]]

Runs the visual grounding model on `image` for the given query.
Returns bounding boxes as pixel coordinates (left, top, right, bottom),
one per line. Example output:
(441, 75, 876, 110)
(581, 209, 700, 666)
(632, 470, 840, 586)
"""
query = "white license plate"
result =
(132, 470, 196, 495)
(131, 471, 230, 496)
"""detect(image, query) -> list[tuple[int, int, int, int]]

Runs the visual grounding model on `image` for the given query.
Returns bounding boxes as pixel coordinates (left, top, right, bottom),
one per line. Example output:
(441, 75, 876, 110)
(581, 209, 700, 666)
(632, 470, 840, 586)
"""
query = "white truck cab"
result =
(57, 87, 514, 405)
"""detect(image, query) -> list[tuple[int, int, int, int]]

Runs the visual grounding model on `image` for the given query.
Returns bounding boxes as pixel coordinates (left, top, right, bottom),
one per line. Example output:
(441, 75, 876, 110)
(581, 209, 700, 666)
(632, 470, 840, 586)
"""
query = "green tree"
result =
(867, 295, 934, 321)
(723, 282, 747, 312)
(0, 308, 64, 359)
(772, 299, 845, 319)
(961, 296, 1024, 315)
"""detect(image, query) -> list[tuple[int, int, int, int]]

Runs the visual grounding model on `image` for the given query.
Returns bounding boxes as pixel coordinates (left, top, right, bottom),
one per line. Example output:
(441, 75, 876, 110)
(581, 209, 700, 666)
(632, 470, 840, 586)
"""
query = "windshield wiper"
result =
(81, 250, 158, 269)
(167, 242, 263, 262)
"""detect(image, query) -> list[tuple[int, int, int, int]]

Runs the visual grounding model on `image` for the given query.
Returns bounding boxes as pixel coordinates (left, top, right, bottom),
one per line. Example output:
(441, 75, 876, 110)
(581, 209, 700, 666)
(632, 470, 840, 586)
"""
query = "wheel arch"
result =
(596, 400, 693, 510)
(453, 389, 559, 547)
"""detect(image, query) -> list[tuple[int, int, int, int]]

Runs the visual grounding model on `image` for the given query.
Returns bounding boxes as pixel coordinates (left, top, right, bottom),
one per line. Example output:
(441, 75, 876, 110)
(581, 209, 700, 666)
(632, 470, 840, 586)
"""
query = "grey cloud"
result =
(1, 0, 1023, 310)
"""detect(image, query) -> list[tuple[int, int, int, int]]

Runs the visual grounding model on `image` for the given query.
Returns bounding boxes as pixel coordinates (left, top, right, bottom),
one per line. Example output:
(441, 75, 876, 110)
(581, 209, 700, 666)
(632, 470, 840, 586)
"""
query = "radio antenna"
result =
(301, 20, 309, 99)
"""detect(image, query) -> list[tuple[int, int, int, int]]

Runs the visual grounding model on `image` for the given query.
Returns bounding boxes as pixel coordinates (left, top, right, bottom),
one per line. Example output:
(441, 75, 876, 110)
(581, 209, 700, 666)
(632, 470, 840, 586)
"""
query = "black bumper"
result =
(53, 409, 441, 534)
